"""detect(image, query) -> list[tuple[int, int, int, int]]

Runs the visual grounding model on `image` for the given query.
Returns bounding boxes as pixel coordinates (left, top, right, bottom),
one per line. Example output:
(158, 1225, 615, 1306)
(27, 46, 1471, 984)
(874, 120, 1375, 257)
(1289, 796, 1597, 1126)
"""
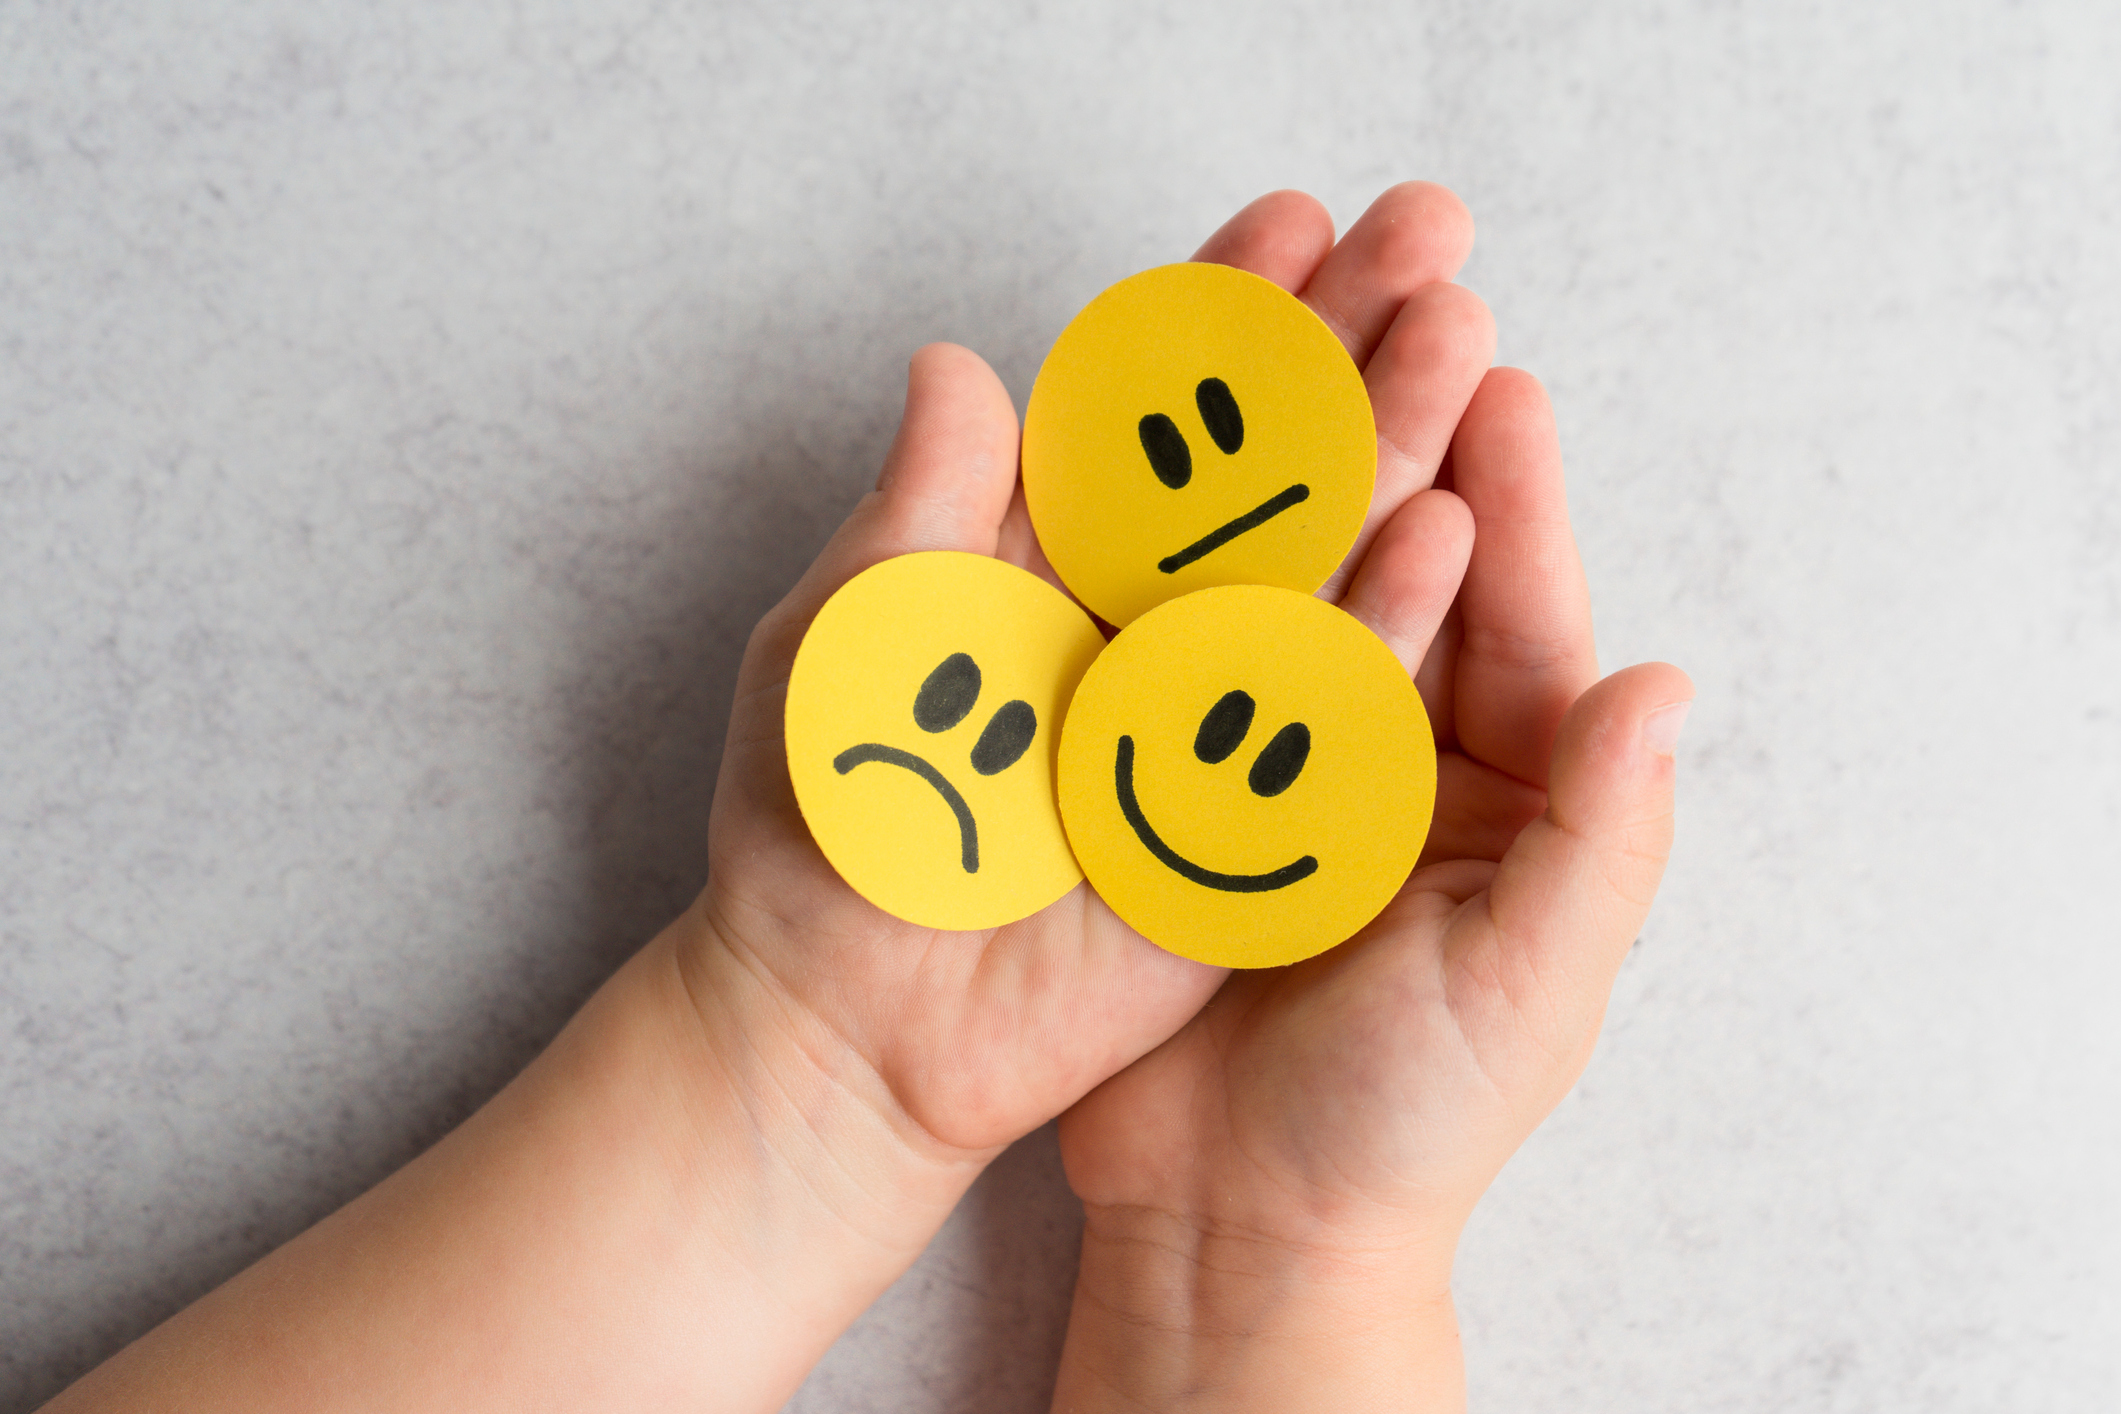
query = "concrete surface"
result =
(4, 2, 2117, 1408)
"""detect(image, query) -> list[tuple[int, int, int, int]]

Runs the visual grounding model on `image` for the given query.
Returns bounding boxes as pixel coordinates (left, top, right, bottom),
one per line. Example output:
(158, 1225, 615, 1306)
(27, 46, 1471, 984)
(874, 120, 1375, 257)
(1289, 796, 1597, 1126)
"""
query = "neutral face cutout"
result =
(1022, 263, 1377, 627)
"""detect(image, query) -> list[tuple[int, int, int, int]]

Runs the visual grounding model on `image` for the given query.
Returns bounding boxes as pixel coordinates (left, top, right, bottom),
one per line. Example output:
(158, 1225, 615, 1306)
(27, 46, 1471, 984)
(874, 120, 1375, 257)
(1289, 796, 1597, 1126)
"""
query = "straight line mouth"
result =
(1158, 483, 1311, 575)
(834, 744, 978, 873)
(1114, 735, 1316, 892)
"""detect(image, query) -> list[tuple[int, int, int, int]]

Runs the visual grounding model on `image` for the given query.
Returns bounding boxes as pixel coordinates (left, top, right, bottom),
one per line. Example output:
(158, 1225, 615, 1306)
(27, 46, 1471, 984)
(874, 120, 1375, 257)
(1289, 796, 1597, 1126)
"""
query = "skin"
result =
(1051, 188, 1691, 1412)
(42, 184, 1689, 1414)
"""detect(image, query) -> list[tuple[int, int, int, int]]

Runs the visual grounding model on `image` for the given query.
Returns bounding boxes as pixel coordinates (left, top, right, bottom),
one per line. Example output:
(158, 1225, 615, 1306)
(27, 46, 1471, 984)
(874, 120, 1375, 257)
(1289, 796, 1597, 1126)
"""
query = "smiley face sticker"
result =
(1022, 263, 1377, 627)
(1057, 584, 1436, 968)
(786, 551, 1107, 930)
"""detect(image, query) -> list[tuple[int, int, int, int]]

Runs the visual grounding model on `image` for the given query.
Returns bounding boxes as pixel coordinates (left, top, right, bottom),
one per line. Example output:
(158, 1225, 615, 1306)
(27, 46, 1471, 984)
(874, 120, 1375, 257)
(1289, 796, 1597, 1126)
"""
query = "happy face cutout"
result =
(786, 552, 1106, 930)
(1022, 263, 1376, 628)
(1057, 584, 1435, 968)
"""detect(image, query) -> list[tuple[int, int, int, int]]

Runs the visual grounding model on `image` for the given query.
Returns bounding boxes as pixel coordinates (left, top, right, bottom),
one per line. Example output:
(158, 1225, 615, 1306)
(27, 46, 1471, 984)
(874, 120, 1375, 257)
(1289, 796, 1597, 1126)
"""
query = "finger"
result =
(1447, 663, 1693, 1054)
(1416, 752, 1548, 868)
(994, 480, 1075, 601)
(1336, 488, 1473, 676)
(1298, 182, 1475, 367)
(744, 343, 1021, 677)
(1449, 368, 1598, 788)
(1191, 189, 1337, 292)
(868, 343, 1021, 547)
(1413, 602, 1460, 750)
(1321, 282, 1496, 600)
(709, 343, 1025, 874)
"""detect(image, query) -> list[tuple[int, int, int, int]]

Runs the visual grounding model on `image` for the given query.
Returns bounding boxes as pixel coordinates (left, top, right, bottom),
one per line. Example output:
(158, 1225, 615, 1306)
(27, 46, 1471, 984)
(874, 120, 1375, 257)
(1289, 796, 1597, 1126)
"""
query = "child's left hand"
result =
(680, 341, 1225, 1155)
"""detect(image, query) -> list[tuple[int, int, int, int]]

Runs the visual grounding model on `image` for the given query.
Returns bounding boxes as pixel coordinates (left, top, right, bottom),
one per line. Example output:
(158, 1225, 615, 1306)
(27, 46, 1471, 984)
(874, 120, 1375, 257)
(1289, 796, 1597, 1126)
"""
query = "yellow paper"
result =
(1057, 584, 1435, 968)
(786, 551, 1107, 930)
(1022, 262, 1376, 628)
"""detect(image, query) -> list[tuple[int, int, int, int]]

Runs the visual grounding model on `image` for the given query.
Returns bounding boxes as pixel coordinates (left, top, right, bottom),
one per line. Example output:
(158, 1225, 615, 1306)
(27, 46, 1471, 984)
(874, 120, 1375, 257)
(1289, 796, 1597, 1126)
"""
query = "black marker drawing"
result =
(1187, 692, 1310, 797)
(1194, 377, 1244, 454)
(1247, 722, 1310, 797)
(1138, 413, 1192, 489)
(971, 699, 1037, 775)
(1158, 483, 1310, 574)
(1192, 689, 1255, 765)
(1113, 693, 1320, 892)
(1136, 379, 1302, 573)
(914, 652, 981, 732)
(834, 744, 980, 872)
(836, 652, 1037, 874)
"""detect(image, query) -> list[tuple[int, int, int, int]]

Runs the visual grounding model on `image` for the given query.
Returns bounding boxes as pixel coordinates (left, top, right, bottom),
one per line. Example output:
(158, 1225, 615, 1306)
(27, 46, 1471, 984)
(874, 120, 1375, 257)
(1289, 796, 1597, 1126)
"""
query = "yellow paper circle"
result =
(1057, 584, 1435, 968)
(1022, 262, 1376, 628)
(786, 551, 1107, 930)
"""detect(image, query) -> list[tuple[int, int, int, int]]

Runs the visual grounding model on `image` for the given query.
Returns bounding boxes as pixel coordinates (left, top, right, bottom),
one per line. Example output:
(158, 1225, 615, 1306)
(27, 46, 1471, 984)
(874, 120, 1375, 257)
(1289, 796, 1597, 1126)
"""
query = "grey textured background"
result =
(5, 2, 2118, 1409)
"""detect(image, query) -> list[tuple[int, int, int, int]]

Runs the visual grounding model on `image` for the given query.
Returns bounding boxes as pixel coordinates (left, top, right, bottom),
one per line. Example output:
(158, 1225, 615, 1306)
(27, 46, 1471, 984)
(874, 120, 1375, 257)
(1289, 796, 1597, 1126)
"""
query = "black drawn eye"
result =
(970, 699, 1037, 775)
(1139, 413, 1192, 489)
(1195, 378, 1243, 455)
(913, 652, 981, 733)
(1248, 722, 1310, 797)
(1193, 690, 1255, 765)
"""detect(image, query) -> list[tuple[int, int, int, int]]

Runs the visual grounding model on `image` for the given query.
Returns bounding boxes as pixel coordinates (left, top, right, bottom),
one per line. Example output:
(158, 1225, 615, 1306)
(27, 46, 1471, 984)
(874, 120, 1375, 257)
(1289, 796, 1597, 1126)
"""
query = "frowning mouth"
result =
(834, 744, 978, 873)
(1157, 484, 1310, 575)
(1113, 735, 1316, 892)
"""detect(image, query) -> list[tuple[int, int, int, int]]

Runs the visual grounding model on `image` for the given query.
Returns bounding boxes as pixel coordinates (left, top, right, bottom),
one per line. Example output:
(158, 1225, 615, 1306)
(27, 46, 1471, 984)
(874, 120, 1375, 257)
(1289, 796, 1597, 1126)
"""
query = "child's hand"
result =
(656, 184, 1512, 1399)
(1050, 191, 1693, 1413)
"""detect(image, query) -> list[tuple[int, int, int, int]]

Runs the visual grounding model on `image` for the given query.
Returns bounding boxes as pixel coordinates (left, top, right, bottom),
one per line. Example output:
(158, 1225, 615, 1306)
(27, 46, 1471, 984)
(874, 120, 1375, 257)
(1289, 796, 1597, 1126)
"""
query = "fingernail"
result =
(1641, 701, 1691, 757)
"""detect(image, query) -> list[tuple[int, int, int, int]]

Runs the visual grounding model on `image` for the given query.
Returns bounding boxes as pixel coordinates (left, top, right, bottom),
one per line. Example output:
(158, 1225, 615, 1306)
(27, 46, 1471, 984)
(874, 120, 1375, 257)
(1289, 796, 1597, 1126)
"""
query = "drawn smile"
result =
(1157, 483, 1311, 575)
(834, 745, 978, 873)
(1113, 735, 1317, 892)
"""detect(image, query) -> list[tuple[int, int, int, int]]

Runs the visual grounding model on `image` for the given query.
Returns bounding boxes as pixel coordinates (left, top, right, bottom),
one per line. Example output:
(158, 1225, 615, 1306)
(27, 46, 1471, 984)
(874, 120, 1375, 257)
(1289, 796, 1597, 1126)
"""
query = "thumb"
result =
(1448, 661, 1693, 1039)
(709, 343, 1022, 855)
(743, 342, 1021, 686)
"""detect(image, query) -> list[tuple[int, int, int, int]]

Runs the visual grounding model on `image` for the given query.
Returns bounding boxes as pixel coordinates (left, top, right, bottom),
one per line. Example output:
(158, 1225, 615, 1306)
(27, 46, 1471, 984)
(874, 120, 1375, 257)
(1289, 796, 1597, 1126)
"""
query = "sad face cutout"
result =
(1022, 262, 1376, 627)
(786, 552, 1106, 930)
(1057, 584, 1436, 968)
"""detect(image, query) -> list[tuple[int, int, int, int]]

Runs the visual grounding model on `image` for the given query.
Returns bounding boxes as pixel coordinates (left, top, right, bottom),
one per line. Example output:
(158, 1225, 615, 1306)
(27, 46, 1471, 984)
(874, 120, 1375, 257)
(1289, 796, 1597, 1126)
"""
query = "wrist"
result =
(1052, 1202, 1463, 1414)
(648, 899, 1004, 1328)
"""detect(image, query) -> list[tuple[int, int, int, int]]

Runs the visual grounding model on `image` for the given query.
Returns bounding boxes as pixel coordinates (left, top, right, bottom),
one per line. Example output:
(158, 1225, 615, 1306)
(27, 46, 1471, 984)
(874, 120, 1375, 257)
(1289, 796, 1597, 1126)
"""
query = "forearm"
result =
(47, 910, 990, 1413)
(1051, 1204, 1463, 1414)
